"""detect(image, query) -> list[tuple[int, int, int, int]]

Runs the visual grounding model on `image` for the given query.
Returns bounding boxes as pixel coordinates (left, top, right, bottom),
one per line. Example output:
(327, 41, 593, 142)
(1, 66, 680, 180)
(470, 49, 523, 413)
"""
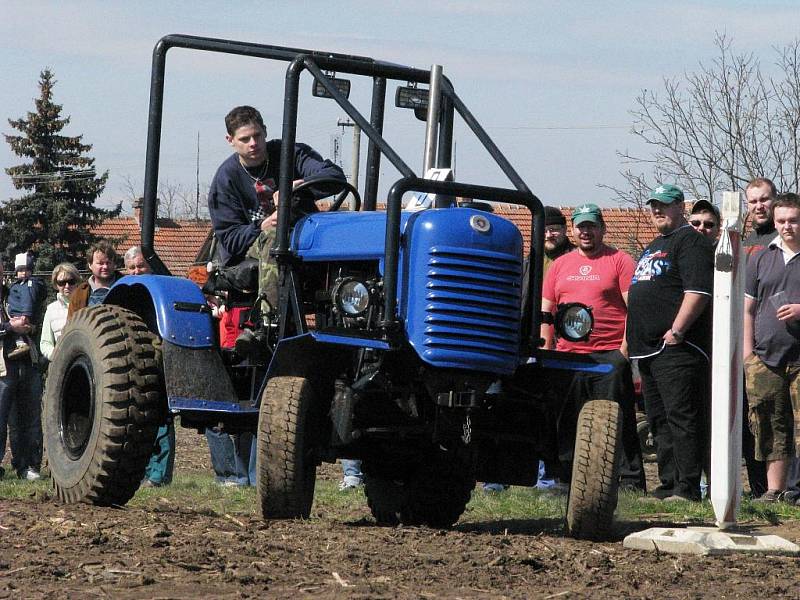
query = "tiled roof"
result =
(493, 204, 659, 257)
(91, 217, 212, 275)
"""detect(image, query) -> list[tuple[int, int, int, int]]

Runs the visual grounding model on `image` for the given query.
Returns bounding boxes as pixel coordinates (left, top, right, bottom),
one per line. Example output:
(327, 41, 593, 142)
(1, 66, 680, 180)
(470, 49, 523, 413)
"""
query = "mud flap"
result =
(162, 341, 241, 410)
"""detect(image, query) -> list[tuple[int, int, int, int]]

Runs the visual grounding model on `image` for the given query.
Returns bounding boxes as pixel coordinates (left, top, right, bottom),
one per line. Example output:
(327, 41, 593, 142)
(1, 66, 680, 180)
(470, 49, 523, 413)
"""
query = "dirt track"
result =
(1, 428, 799, 599)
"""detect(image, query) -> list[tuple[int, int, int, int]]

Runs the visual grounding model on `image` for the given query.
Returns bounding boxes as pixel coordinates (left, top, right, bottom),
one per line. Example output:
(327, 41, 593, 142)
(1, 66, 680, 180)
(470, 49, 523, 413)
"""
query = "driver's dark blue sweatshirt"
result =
(208, 139, 345, 265)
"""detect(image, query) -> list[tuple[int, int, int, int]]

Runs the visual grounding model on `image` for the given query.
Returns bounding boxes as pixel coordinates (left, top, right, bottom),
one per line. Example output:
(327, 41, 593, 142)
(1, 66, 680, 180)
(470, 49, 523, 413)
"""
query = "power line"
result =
(487, 124, 630, 131)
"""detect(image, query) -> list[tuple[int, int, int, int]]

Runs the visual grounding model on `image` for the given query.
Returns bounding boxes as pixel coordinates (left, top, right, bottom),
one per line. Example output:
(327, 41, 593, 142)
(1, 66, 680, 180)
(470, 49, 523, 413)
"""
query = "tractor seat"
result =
(202, 258, 259, 298)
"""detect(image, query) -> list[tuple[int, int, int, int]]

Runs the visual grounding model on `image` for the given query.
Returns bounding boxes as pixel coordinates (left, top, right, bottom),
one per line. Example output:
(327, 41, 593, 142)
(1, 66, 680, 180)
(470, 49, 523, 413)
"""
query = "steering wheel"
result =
(290, 177, 361, 212)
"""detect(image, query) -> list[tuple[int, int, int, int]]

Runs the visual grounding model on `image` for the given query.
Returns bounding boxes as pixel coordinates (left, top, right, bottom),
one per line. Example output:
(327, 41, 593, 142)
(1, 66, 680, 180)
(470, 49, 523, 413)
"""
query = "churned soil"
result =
(1, 428, 799, 599)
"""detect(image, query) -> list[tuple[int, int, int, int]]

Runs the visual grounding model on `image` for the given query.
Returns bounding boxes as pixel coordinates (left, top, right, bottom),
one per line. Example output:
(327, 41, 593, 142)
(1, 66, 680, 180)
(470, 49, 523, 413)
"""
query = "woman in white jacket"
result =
(39, 263, 81, 361)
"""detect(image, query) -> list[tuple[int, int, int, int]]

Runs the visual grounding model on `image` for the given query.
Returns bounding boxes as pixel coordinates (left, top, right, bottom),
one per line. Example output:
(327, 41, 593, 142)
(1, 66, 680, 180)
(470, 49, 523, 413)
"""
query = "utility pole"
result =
(337, 118, 361, 210)
(196, 131, 200, 220)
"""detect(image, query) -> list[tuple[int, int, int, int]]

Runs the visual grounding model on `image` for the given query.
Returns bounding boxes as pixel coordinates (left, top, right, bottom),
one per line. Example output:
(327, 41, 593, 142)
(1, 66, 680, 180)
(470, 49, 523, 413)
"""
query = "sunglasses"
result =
(56, 278, 77, 287)
(690, 219, 716, 229)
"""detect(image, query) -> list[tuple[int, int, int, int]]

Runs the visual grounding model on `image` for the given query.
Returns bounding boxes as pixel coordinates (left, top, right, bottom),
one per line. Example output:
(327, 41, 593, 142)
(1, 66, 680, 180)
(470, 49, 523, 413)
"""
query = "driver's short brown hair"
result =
(225, 105, 265, 136)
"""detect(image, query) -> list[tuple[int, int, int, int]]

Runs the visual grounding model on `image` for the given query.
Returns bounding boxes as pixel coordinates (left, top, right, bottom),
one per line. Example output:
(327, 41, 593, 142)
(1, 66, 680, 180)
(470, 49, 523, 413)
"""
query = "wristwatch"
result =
(670, 328, 684, 342)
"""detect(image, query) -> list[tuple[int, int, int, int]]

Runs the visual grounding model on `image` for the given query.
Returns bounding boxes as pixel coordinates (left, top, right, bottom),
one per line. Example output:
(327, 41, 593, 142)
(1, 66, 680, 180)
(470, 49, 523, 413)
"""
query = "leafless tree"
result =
(606, 34, 800, 208)
(119, 174, 207, 220)
(180, 182, 209, 221)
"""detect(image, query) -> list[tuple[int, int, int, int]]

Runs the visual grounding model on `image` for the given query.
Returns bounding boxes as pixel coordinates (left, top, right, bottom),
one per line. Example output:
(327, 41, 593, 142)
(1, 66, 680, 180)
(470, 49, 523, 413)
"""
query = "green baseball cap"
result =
(647, 184, 685, 205)
(571, 203, 603, 226)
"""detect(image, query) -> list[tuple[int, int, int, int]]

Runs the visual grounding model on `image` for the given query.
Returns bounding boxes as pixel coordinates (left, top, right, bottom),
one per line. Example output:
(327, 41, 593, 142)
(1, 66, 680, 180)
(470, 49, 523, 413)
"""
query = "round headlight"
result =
(555, 303, 594, 342)
(334, 278, 371, 316)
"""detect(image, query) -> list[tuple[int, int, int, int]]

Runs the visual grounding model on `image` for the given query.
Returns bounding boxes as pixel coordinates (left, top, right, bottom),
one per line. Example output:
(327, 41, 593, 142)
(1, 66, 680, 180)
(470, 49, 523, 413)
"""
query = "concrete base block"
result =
(623, 526, 800, 556)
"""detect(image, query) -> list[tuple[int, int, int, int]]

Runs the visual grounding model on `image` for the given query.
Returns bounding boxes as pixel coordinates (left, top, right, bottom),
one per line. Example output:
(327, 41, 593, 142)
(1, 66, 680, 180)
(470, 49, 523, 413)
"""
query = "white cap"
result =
(14, 252, 32, 271)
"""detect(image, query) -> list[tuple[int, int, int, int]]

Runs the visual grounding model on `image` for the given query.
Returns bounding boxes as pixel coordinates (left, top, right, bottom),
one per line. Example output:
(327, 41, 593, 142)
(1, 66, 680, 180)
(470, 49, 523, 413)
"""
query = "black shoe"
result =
(234, 328, 268, 360)
(651, 485, 674, 500)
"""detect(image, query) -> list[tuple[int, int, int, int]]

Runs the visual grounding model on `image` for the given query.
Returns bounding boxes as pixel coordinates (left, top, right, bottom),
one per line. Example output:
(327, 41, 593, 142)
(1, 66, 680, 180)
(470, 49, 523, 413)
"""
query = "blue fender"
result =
(104, 275, 215, 348)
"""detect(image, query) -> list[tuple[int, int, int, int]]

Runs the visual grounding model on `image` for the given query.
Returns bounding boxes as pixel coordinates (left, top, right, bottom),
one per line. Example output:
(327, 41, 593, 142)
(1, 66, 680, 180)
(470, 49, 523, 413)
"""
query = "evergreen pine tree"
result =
(3, 68, 120, 271)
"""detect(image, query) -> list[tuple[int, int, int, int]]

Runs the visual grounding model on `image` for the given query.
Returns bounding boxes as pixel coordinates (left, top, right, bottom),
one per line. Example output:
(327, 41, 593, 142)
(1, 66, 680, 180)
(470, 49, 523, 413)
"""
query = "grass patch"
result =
(4, 471, 800, 529)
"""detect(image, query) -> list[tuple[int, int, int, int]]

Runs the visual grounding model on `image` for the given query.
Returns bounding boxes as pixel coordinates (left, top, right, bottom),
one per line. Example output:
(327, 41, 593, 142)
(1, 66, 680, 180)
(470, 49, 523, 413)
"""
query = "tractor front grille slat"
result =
(424, 246, 521, 359)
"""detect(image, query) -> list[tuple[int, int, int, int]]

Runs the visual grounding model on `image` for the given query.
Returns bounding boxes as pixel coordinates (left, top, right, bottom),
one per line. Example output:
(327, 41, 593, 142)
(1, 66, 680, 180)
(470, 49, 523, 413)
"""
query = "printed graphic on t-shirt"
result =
(248, 177, 276, 223)
(566, 264, 601, 281)
(632, 249, 670, 284)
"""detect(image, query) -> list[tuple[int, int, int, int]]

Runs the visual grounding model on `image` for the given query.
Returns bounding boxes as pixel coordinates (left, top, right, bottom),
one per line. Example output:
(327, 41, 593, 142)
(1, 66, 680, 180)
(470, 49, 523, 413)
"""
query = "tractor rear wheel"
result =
(44, 305, 163, 506)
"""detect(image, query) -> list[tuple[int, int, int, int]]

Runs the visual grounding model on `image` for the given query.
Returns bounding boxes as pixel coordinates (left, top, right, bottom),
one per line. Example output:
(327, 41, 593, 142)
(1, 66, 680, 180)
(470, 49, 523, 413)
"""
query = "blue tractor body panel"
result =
(403, 209, 523, 375)
(292, 208, 523, 375)
(105, 275, 215, 348)
(292, 210, 414, 266)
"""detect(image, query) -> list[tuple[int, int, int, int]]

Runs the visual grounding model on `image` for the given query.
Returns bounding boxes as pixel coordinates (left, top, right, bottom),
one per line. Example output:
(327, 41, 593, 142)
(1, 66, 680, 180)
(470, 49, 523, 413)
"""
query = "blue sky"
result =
(3, 1, 800, 212)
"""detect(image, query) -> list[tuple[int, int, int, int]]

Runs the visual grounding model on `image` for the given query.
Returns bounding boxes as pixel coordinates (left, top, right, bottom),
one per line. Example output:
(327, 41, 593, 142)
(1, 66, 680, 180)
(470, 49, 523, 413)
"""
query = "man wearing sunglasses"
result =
(689, 199, 721, 242)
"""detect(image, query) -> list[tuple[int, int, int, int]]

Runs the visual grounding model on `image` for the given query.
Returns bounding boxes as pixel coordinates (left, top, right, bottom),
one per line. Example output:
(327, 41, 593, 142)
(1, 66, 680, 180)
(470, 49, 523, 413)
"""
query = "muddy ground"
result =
(1, 428, 799, 599)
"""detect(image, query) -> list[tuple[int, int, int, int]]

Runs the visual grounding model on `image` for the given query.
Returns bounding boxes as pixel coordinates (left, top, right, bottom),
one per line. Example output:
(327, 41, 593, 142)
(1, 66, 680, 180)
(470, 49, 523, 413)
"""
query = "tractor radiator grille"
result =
(423, 246, 521, 361)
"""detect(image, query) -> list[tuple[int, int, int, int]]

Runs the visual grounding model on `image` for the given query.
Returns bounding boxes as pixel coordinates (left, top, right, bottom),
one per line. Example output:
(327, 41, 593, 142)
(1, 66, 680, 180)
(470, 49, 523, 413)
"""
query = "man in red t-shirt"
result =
(541, 203, 645, 490)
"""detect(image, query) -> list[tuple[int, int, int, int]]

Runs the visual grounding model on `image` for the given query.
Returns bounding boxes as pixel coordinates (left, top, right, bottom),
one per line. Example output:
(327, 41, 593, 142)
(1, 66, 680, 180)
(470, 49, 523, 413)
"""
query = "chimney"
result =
(133, 197, 144, 226)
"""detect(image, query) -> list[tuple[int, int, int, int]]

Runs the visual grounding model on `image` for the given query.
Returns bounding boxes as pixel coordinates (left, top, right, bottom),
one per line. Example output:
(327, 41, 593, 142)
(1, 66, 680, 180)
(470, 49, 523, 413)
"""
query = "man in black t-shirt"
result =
(627, 184, 714, 501)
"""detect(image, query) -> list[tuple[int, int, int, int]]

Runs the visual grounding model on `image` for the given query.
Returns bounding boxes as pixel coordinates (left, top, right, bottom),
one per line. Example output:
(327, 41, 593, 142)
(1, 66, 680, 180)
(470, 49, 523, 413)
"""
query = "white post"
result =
(710, 190, 745, 529)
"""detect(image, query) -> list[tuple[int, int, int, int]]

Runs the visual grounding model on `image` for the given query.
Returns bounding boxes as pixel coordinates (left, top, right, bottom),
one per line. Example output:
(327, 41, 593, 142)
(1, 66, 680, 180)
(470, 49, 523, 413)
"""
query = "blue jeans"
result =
(341, 459, 363, 484)
(205, 427, 255, 486)
(144, 421, 176, 485)
(1, 360, 43, 476)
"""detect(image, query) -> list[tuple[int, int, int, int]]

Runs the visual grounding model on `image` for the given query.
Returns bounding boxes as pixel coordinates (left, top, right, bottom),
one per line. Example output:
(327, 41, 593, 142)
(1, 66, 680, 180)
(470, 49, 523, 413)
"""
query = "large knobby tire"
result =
(566, 399, 622, 541)
(44, 305, 163, 506)
(257, 376, 318, 519)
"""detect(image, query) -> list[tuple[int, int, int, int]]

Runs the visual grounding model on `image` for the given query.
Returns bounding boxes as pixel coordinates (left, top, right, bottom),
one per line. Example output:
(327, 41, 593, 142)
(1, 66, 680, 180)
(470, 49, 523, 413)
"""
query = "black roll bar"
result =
(143, 34, 544, 348)
(363, 77, 386, 212)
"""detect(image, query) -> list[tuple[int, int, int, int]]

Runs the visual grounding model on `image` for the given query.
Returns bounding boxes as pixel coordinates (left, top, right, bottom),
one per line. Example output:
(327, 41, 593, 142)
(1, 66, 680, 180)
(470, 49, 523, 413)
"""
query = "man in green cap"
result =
(626, 184, 714, 501)
(541, 203, 644, 490)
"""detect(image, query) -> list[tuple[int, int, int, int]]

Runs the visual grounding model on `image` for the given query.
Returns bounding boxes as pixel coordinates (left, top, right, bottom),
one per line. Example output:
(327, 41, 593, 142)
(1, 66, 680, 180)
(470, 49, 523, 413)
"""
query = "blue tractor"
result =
(44, 35, 622, 539)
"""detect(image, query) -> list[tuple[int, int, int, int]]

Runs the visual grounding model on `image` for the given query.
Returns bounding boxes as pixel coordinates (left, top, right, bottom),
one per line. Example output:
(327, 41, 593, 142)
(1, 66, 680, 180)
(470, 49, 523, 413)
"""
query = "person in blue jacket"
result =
(207, 105, 345, 357)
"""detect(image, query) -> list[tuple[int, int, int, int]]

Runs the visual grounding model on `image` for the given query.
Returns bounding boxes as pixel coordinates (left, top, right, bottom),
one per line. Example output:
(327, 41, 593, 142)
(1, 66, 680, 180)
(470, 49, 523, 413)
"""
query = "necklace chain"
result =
(239, 155, 269, 183)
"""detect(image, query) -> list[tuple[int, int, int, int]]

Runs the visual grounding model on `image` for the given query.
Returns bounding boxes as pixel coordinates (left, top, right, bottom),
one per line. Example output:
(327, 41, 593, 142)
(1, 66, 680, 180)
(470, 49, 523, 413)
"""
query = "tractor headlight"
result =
(555, 303, 594, 342)
(333, 278, 371, 316)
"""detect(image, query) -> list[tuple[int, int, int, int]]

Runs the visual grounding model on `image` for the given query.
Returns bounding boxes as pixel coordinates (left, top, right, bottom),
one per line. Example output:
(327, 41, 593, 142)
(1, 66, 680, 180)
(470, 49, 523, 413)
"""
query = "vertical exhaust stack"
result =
(423, 64, 443, 174)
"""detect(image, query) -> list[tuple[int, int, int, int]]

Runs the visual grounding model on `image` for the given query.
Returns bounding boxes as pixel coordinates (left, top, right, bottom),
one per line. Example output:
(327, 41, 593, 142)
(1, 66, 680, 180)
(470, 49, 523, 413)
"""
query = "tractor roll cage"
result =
(142, 34, 544, 352)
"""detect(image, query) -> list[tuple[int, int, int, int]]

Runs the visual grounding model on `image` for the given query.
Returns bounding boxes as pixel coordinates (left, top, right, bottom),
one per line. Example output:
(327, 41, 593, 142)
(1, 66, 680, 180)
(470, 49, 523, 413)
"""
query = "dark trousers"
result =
(639, 344, 708, 500)
(3, 360, 43, 475)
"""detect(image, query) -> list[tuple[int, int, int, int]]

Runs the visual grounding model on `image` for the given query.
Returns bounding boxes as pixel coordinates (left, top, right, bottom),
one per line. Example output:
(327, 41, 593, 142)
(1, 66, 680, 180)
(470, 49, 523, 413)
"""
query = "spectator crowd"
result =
(501, 176, 798, 505)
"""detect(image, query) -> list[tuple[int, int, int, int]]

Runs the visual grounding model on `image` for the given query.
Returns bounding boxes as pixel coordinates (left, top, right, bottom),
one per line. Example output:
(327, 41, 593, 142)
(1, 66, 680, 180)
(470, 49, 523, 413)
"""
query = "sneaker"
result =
(234, 328, 267, 360)
(535, 478, 558, 491)
(784, 489, 800, 504)
(753, 489, 787, 504)
(481, 482, 508, 492)
(218, 479, 241, 488)
(24, 468, 41, 481)
(7, 343, 30, 360)
(339, 477, 364, 491)
(543, 481, 569, 496)
(140, 479, 162, 488)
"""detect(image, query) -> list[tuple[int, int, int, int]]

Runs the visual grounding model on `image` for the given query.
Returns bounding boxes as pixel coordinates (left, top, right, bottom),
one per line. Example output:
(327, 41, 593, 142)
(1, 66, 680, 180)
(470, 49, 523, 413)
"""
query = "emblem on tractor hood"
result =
(469, 214, 491, 233)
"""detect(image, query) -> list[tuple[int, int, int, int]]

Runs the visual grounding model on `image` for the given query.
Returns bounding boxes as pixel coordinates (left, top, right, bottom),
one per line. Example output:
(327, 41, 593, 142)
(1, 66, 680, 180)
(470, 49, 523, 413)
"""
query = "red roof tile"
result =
(91, 217, 212, 276)
(493, 204, 659, 257)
